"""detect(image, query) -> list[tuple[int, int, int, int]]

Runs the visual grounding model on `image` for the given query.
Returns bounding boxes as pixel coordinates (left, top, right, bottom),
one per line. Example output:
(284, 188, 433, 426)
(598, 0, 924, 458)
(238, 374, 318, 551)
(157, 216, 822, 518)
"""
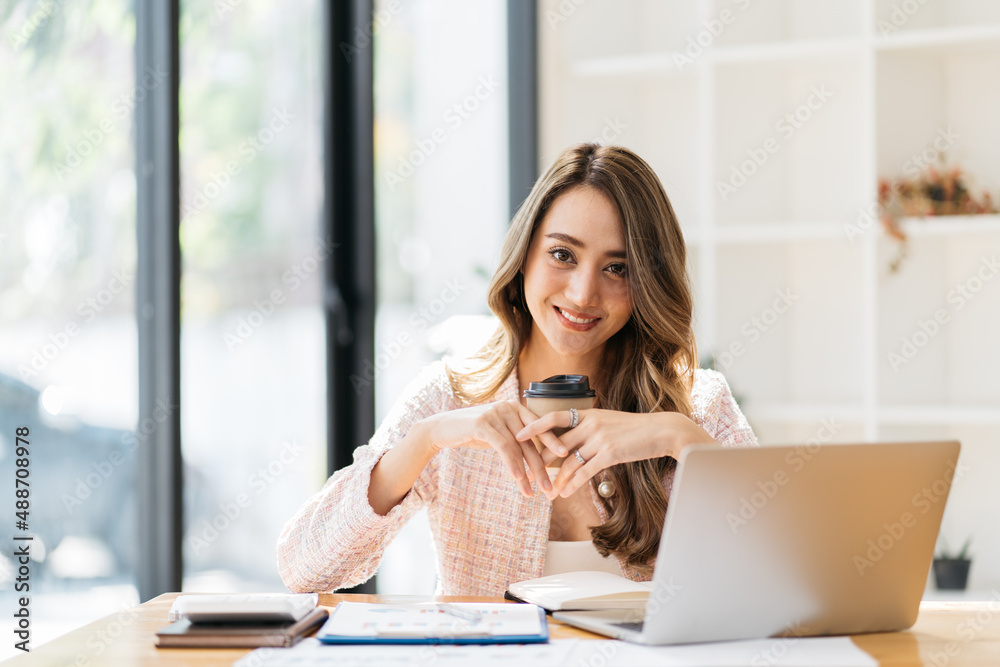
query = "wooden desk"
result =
(6, 594, 999, 666)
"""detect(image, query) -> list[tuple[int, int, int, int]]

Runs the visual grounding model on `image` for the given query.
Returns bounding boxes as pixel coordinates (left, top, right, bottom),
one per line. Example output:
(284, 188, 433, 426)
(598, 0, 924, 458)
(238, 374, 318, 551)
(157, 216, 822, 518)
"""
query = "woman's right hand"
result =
(419, 400, 569, 497)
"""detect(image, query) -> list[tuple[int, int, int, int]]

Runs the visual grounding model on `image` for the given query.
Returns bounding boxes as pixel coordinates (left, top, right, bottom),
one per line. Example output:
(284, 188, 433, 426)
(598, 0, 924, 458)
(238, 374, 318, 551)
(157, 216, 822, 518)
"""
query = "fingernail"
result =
(542, 478, 552, 491)
(559, 448, 567, 456)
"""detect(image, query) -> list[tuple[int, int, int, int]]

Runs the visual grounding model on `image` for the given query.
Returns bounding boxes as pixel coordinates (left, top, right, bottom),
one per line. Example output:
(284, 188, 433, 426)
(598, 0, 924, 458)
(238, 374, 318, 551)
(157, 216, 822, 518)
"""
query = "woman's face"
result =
(521, 186, 633, 361)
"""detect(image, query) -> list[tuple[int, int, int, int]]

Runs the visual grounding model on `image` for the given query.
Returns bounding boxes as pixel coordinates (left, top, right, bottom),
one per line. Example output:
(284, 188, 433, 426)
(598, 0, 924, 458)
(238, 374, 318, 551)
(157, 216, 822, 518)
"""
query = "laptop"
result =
(553, 440, 961, 644)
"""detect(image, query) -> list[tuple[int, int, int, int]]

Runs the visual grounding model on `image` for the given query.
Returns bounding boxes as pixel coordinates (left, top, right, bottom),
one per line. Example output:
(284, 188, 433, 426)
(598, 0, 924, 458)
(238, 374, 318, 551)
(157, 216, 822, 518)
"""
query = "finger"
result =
(520, 440, 552, 492)
(522, 443, 550, 492)
(503, 452, 533, 498)
(550, 447, 598, 498)
(482, 418, 533, 498)
(537, 428, 569, 458)
(492, 411, 547, 498)
(537, 430, 572, 466)
(559, 459, 601, 498)
(539, 412, 592, 470)
(559, 461, 602, 498)
(540, 447, 559, 467)
(512, 401, 540, 428)
(515, 410, 562, 441)
(500, 410, 550, 491)
(516, 407, 581, 442)
(514, 406, 570, 457)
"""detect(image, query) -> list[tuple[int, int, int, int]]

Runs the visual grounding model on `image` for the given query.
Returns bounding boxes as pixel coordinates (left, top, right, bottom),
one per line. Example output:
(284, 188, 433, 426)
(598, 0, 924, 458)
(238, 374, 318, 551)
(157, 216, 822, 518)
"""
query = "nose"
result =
(565, 267, 601, 309)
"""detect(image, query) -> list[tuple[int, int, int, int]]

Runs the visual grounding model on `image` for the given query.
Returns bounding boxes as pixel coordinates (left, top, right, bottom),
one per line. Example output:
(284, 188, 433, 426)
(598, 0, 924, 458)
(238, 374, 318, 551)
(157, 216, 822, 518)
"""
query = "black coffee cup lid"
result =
(523, 374, 596, 398)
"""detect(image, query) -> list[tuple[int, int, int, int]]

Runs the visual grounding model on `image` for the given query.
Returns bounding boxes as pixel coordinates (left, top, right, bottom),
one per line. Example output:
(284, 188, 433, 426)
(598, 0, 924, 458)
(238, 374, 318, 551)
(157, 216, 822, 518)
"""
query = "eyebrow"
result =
(545, 232, 627, 259)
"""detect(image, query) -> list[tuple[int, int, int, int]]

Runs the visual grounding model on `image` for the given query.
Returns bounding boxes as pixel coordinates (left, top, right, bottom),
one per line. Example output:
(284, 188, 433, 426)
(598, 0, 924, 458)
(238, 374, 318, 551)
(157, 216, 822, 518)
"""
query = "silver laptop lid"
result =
(644, 440, 961, 644)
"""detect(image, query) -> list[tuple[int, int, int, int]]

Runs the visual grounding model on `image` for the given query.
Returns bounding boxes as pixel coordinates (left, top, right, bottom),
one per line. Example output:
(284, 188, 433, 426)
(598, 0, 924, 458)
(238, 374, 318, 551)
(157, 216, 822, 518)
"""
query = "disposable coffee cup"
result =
(523, 374, 596, 468)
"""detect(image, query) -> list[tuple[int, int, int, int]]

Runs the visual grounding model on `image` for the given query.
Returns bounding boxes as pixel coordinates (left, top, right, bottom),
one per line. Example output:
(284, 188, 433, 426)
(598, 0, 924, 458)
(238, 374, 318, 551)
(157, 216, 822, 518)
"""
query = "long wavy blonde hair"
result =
(447, 143, 697, 573)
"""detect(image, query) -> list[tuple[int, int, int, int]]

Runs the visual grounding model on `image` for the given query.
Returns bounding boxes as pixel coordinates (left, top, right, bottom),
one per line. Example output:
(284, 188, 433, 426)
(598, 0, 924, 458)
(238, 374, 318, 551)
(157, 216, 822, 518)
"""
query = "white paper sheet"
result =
(234, 635, 876, 667)
(233, 637, 580, 666)
(563, 636, 878, 666)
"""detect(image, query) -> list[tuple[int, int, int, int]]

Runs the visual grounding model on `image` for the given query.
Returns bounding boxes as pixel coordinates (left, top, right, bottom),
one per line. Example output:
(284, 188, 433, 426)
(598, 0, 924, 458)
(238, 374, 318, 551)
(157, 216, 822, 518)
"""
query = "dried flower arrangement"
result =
(878, 165, 997, 272)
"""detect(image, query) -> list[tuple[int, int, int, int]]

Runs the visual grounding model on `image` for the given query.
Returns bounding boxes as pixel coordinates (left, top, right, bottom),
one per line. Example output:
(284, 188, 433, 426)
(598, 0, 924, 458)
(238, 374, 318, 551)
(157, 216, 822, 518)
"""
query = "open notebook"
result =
(507, 571, 651, 611)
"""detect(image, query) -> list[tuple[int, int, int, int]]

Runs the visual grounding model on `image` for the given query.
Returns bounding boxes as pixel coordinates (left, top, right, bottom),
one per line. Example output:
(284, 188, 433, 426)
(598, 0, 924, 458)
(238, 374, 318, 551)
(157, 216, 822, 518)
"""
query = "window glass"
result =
(0, 1, 139, 656)
(373, 0, 509, 594)
(178, 0, 326, 593)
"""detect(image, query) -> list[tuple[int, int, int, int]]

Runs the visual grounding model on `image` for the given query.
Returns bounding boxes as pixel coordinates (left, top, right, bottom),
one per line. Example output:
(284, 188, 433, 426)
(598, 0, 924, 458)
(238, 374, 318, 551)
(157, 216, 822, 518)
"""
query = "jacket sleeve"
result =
(690, 370, 758, 448)
(276, 362, 452, 592)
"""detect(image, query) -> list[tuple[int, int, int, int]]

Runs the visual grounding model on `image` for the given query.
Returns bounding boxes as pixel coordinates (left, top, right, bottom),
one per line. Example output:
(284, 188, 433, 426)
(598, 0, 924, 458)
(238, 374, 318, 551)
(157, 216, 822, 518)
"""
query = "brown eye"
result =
(606, 263, 628, 278)
(548, 248, 573, 263)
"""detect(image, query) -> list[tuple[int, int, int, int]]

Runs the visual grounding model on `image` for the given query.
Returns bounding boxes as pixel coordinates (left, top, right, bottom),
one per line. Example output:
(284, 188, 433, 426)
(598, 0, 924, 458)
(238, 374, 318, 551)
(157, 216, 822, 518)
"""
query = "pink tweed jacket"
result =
(277, 362, 757, 596)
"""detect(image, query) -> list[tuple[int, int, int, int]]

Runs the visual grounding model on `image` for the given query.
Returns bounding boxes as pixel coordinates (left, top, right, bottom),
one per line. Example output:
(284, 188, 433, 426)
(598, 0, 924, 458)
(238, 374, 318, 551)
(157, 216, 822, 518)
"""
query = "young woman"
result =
(277, 144, 757, 596)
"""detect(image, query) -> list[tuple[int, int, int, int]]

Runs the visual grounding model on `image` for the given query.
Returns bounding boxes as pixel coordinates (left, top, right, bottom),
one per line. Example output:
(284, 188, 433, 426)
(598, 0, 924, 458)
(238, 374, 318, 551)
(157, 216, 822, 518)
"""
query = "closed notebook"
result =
(507, 571, 652, 611)
(155, 607, 329, 648)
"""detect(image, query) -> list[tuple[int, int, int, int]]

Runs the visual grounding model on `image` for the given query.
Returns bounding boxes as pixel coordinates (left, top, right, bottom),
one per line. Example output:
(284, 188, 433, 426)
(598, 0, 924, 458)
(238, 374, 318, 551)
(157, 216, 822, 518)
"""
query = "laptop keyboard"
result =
(611, 620, 645, 633)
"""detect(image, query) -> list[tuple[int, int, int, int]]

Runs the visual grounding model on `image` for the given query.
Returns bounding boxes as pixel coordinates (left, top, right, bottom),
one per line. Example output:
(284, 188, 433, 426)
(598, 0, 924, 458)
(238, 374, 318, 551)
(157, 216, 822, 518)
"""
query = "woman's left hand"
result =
(515, 409, 716, 500)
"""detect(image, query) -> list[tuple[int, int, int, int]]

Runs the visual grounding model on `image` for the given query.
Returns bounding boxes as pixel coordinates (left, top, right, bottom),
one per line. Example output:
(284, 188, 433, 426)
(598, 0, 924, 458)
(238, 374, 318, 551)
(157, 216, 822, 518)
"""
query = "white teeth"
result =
(558, 307, 597, 324)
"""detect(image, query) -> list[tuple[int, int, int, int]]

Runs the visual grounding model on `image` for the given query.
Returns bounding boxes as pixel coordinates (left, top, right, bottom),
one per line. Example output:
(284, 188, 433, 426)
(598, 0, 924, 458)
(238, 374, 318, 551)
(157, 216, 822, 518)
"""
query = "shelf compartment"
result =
(572, 38, 865, 79)
(896, 215, 1000, 236)
(714, 241, 865, 405)
(742, 403, 867, 422)
(878, 405, 1000, 424)
(715, 221, 850, 244)
(743, 417, 866, 447)
(743, 403, 1000, 430)
(877, 233, 1000, 405)
(714, 59, 865, 225)
(710, 0, 864, 46)
(876, 49, 1000, 196)
(713, 37, 864, 64)
(873, 0, 1000, 34)
(874, 22, 1000, 52)
(543, 75, 704, 233)
(570, 53, 691, 79)
(545, 0, 701, 63)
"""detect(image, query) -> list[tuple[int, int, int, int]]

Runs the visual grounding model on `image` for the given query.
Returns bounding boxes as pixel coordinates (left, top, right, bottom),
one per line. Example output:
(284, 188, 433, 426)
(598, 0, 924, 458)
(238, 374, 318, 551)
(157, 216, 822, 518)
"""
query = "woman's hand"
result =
(421, 400, 569, 497)
(515, 409, 717, 500)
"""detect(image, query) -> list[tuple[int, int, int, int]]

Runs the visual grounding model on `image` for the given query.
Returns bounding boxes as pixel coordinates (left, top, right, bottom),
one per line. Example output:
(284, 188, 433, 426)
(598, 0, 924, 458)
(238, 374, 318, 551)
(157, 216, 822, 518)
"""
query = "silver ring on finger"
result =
(568, 407, 579, 429)
(574, 449, 587, 465)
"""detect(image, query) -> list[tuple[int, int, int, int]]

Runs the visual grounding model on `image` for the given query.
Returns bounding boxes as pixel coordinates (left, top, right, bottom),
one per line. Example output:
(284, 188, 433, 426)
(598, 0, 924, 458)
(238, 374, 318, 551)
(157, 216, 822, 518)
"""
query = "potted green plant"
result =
(933, 537, 972, 591)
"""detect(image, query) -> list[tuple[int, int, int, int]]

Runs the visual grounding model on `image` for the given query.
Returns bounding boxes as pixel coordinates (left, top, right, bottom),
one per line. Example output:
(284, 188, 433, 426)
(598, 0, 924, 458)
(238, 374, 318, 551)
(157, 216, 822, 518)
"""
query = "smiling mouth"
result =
(555, 306, 600, 325)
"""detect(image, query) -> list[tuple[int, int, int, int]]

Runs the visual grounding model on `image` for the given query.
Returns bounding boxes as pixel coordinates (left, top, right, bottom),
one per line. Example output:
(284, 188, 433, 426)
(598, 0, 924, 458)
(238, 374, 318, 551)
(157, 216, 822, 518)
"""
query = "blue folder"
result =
(316, 601, 549, 645)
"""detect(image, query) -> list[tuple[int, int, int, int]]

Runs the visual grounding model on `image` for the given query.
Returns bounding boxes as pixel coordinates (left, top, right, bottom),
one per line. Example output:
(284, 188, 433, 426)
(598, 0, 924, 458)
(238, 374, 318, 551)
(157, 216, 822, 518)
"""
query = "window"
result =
(373, 0, 510, 594)
(0, 1, 140, 654)
(178, 0, 326, 593)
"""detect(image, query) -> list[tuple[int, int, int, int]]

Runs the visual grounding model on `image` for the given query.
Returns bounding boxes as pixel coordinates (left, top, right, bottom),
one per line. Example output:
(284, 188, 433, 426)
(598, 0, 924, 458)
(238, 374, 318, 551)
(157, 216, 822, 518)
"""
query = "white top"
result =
(541, 540, 622, 578)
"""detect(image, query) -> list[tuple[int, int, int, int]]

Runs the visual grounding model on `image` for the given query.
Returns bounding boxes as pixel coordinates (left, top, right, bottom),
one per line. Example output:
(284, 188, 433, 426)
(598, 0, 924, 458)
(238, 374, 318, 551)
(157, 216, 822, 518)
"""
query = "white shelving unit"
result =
(540, 0, 1000, 590)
